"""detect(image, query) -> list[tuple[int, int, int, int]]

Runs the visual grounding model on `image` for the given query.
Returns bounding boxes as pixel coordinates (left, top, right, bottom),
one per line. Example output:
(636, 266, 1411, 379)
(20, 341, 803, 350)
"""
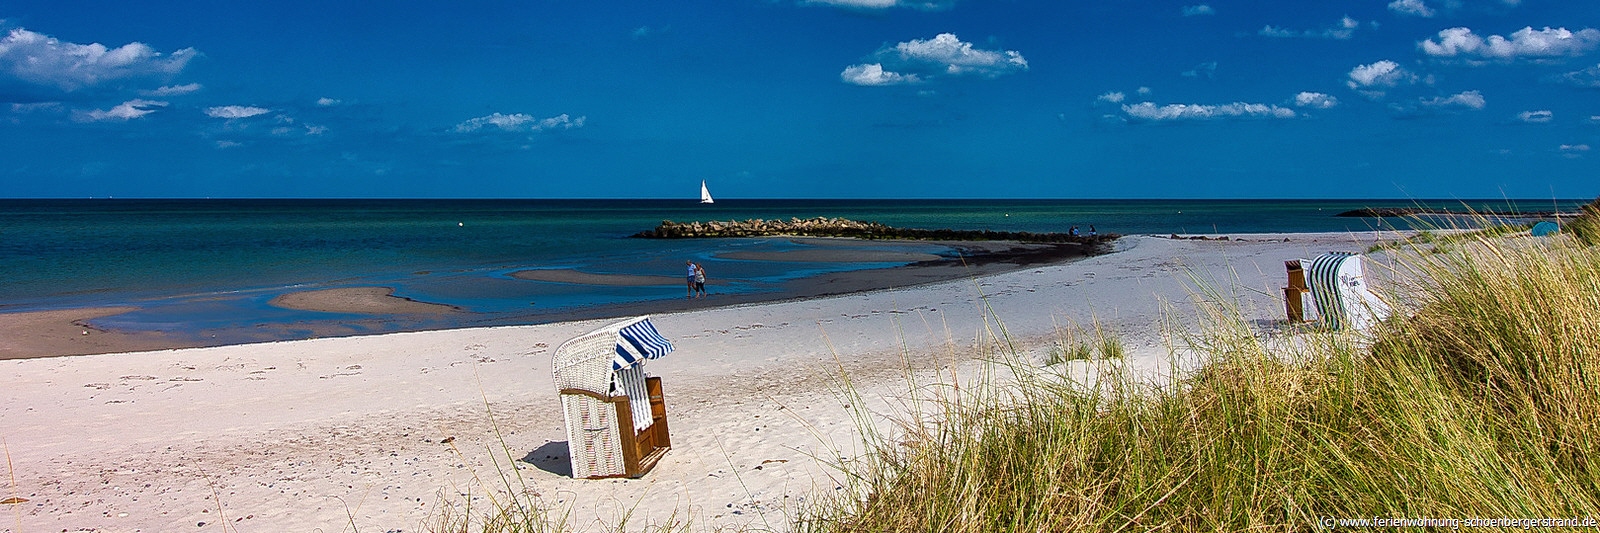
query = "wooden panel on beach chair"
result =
(607, 385, 671, 479)
(647, 376, 670, 449)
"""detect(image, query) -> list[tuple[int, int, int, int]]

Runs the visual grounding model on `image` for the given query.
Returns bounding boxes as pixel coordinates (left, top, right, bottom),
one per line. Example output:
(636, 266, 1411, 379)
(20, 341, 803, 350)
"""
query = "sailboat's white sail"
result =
(700, 180, 714, 204)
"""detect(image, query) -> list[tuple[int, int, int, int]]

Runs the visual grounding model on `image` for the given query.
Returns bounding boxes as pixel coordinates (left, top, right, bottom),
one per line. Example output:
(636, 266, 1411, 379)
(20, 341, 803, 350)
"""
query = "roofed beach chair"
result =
(1306, 252, 1391, 332)
(1531, 221, 1560, 237)
(552, 316, 674, 479)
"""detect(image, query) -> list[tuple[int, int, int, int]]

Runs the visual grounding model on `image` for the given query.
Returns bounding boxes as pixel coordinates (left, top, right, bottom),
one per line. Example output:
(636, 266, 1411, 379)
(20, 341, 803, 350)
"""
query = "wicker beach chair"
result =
(551, 316, 674, 479)
(1531, 221, 1560, 237)
(1306, 252, 1391, 332)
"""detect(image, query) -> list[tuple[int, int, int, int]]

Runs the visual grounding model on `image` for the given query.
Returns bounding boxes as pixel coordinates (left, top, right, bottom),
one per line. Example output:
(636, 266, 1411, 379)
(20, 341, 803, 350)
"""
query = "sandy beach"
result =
(0, 232, 1400, 532)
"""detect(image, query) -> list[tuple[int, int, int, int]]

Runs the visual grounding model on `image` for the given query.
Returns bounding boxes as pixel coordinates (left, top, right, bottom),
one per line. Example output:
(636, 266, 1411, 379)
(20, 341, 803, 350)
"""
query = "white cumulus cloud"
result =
(1421, 26, 1600, 60)
(1556, 63, 1600, 87)
(1096, 91, 1126, 104)
(75, 98, 166, 122)
(1182, 61, 1218, 79)
(453, 112, 586, 133)
(803, 0, 955, 10)
(808, 0, 896, 6)
(841, 63, 919, 86)
(1121, 101, 1296, 122)
(1294, 92, 1339, 109)
(1517, 110, 1553, 123)
(316, 97, 341, 106)
(1182, 5, 1214, 16)
(0, 27, 197, 96)
(1260, 16, 1364, 40)
(1347, 60, 1415, 95)
(1388, 0, 1436, 18)
(144, 83, 201, 96)
(842, 33, 1026, 86)
(1421, 90, 1486, 110)
(894, 33, 1028, 76)
(205, 105, 271, 119)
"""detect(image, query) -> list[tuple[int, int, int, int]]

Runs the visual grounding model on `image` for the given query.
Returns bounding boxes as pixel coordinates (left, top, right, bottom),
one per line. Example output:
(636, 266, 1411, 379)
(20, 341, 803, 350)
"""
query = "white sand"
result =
(0, 232, 1398, 532)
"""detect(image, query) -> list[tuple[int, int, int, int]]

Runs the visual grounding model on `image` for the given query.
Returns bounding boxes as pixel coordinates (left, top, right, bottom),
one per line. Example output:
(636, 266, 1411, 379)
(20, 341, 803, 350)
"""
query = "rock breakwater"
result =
(631, 217, 1118, 246)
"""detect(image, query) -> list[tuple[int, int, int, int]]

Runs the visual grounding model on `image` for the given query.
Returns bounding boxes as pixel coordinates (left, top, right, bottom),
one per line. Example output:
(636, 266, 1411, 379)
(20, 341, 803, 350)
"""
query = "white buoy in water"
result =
(458, 222, 464, 227)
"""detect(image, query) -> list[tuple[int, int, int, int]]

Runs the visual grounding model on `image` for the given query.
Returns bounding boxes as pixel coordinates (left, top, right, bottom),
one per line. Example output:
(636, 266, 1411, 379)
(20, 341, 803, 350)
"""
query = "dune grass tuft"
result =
(796, 228, 1600, 532)
(1568, 197, 1600, 246)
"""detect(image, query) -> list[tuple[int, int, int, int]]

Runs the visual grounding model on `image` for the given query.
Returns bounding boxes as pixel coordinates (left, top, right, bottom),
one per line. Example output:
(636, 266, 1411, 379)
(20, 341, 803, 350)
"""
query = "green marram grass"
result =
(795, 211, 1600, 532)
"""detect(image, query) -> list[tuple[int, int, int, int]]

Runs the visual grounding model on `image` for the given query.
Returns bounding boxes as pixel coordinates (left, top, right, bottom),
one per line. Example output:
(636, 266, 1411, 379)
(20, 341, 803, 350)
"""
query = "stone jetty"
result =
(631, 217, 1118, 246)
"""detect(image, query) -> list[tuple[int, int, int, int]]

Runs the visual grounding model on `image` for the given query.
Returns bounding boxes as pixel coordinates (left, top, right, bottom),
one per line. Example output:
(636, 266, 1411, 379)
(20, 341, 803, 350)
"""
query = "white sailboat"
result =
(700, 180, 714, 204)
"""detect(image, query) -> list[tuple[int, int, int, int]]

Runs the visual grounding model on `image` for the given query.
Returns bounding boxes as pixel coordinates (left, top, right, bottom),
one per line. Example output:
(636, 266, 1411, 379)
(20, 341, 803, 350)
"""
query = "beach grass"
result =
(793, 218, 1600, 532)
(1569, 197, 1600, 246)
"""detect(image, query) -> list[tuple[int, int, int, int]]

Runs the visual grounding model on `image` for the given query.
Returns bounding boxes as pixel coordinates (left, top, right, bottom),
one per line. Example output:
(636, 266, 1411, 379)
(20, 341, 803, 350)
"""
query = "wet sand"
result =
(268, 287, 460, 314)
(718, 249, 944, 262)
(509, 270, 686, 286)
(0, 240, 1098, 359)
(0, 307, 201, 360)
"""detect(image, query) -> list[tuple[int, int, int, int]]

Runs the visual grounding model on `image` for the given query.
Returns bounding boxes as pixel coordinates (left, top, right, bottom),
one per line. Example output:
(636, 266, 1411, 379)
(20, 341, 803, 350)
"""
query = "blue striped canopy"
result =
(613, 318, 675, 370)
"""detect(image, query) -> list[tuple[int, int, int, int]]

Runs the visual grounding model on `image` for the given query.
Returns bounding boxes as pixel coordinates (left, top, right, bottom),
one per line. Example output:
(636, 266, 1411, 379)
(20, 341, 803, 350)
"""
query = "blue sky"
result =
(1, 1, 1596, 199)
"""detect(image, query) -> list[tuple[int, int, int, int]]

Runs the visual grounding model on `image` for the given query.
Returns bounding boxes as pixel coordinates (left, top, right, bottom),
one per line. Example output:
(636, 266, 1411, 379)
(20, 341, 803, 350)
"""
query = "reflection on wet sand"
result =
(509, 270, 684, 286)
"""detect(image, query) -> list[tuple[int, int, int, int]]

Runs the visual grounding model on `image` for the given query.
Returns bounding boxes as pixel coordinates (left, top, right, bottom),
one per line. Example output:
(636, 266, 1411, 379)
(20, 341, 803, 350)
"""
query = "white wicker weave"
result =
(551, 316, 666, 479)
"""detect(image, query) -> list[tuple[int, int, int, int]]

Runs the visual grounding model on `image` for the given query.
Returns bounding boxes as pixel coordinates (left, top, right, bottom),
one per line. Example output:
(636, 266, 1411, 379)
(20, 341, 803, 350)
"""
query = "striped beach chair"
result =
(552, 316, 674, 479)
(1531, 221, 1560, 237)
(1306, 252, 1391, 332)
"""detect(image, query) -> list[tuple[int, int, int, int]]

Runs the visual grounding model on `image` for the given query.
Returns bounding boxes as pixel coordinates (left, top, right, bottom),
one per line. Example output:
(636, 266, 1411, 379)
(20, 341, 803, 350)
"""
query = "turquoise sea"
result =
(0, 199, 1583, 344)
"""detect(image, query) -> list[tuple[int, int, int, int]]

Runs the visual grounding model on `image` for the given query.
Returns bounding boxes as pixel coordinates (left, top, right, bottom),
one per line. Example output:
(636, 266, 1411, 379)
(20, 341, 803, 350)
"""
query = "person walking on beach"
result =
(686, 260, 699, 299)
(694, 263, 708, 298)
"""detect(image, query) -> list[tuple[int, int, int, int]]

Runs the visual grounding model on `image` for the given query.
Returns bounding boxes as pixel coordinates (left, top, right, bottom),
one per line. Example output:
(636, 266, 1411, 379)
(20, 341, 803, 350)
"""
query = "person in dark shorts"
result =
(686, 260, 699, 299)
(694, 262, 707, 297)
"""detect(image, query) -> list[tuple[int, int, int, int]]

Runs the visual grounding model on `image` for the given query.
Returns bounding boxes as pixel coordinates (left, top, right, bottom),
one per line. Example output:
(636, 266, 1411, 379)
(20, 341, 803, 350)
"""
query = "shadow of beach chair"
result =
(1306, 252, 1391, 332)
(551, 316, 674, 479)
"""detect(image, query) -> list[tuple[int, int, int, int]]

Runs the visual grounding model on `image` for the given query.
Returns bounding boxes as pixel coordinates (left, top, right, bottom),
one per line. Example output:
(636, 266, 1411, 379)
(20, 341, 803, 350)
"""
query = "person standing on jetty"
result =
(686, 260, 699, 299)
(694, 263, 708, 298)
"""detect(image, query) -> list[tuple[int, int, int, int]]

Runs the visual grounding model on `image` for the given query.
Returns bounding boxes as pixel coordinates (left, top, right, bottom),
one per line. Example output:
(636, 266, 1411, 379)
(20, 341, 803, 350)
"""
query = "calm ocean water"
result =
(0, 199, 1582, 341)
